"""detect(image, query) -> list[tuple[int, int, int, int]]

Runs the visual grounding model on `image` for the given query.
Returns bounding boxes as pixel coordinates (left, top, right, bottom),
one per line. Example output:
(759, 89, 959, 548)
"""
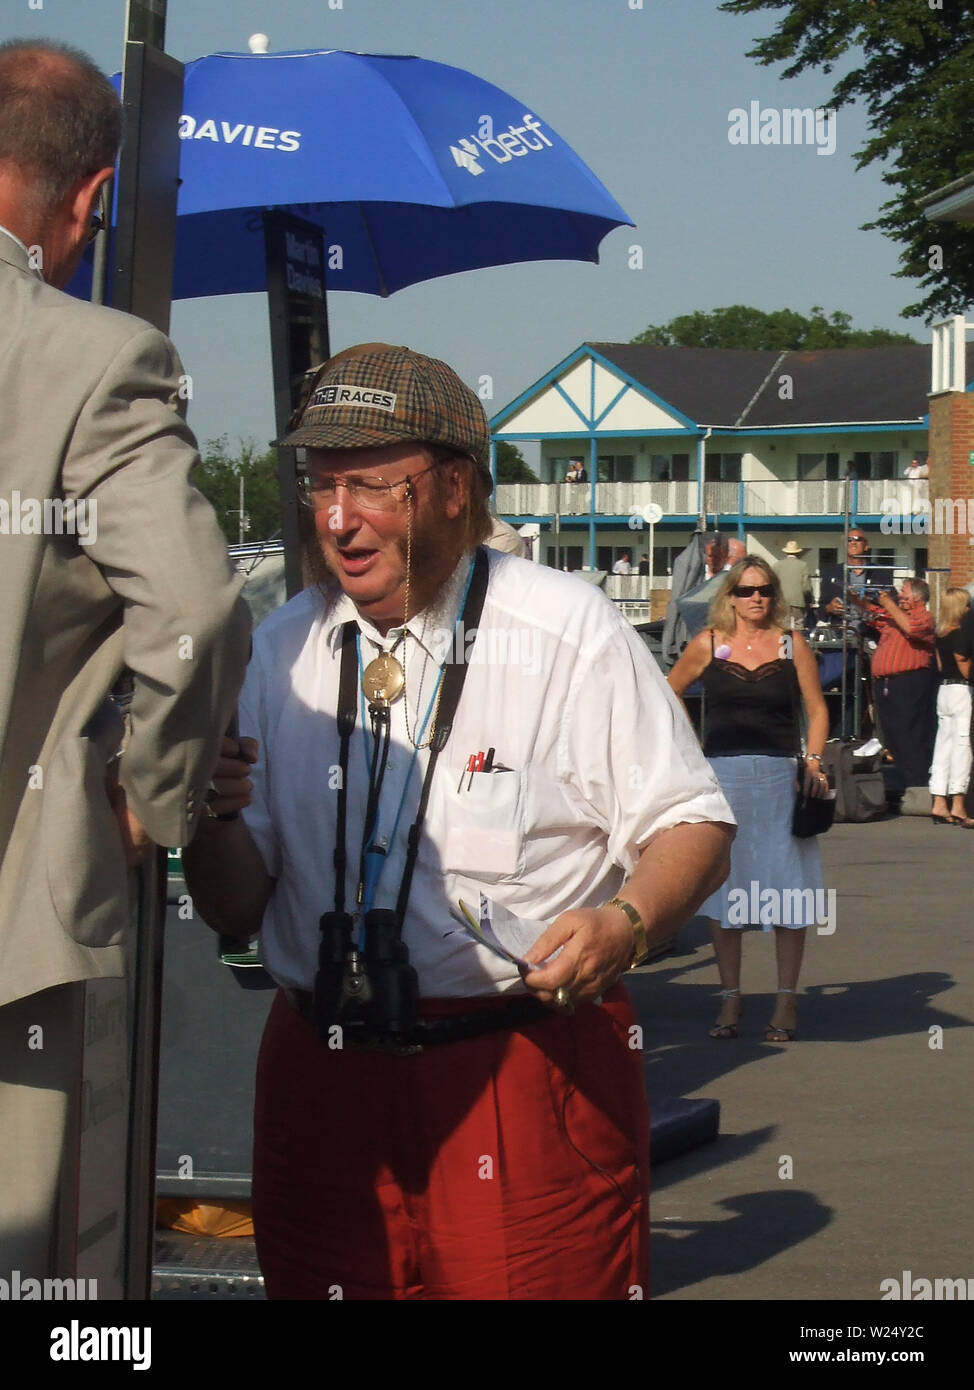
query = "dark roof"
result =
(588, 343, 930, 428)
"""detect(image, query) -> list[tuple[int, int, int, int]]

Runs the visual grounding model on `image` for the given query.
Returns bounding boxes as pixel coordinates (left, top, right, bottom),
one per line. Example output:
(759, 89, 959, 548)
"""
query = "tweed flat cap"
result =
(279, 343, 491, 485)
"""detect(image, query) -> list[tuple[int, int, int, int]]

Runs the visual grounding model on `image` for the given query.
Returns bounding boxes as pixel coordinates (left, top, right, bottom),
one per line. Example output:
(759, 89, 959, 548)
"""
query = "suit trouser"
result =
(253, 983, 651, 1300)
(0, 983, 86, 1280)
(873, 668, 936, 790)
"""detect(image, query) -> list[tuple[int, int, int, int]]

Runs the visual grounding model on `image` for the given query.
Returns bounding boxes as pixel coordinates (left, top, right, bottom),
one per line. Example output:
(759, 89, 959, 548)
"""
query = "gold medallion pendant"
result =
(361, 653, 405, 706)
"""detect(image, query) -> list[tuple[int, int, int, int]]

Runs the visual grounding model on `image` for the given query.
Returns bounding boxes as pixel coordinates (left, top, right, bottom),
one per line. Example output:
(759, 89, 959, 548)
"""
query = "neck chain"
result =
(357, 485, 447, 751)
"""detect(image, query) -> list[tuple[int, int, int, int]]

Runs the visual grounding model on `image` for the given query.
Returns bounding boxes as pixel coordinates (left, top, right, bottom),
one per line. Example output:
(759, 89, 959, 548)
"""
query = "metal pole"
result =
(840, 468, 851, 738)
(239, 472, 245, 546)
(648, 520, 655, 610)
(116, 0, 178, 1303)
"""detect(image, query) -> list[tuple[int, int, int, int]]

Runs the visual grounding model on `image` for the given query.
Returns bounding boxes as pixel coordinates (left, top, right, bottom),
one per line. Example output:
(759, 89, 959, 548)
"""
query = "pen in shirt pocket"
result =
(456, 747, 513, 792)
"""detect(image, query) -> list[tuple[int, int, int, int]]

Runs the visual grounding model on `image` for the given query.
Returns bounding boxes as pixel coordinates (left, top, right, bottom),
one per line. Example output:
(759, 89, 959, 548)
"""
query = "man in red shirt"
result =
(850, 578, 936, 791)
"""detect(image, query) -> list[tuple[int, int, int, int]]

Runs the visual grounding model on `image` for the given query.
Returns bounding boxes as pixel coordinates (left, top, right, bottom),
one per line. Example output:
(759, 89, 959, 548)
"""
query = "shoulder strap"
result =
(334, 620, 359, 914)
(710, 627, 715, 656)
(785, 633, 805, 765)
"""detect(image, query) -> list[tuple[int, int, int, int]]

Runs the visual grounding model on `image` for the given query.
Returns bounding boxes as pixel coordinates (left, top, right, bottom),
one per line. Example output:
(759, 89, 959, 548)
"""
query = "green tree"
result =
(720, 0, 974, 320)
(632, 305, 919, 349)
(194, 437, 283, 545)
(495, 440, 539, 483)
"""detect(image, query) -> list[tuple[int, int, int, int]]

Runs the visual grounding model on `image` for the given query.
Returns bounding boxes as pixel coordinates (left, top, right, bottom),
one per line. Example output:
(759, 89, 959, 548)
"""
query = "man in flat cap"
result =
(184, 343, 734, 1300)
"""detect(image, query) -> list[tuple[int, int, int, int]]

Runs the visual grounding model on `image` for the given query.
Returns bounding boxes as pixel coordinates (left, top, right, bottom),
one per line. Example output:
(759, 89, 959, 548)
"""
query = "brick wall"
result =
(928, 391, 974, 586)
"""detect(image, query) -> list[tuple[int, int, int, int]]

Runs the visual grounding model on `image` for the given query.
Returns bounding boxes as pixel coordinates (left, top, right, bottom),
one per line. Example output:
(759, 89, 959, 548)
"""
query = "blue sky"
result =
(4, 0, 927, 455)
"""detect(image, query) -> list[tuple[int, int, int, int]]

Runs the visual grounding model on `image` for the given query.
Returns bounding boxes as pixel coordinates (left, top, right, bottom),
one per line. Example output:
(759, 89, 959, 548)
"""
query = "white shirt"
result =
(239, 550, 733, 998)
(612, 558, 632, 575)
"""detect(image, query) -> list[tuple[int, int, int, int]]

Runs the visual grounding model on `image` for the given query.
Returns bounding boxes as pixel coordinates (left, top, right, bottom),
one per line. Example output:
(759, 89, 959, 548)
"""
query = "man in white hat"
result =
(775, 539, 813, 629)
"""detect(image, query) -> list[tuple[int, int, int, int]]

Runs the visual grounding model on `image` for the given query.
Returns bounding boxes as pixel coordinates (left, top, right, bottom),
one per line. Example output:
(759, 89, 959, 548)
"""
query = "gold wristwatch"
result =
(605, 896, 650, 970)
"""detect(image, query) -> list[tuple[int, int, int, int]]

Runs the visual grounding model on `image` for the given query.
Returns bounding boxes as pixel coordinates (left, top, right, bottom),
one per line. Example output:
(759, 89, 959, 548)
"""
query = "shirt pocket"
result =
(440, 767, 526, 880)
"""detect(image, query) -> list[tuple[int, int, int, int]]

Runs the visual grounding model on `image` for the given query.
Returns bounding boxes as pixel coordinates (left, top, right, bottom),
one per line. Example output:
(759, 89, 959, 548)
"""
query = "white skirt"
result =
(700, 755, 826, 931)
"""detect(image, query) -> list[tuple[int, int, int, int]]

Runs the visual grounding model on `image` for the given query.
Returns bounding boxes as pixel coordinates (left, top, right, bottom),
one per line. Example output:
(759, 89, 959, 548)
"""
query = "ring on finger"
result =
(553, 986, 574, 1014)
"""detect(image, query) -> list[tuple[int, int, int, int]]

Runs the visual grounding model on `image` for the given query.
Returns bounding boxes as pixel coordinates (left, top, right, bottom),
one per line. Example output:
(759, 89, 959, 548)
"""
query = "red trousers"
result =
(252, 984, 650, 1300)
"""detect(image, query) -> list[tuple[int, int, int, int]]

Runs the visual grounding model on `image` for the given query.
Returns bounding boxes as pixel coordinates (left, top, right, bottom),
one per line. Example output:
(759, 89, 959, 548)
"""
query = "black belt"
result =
(284, 988, 555, 1051)
(940, 679, 968, 686)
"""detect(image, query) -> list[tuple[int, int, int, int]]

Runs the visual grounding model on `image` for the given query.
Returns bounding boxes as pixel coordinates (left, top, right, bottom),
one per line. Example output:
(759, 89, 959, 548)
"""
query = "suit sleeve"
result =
(60, 325, 252, 847)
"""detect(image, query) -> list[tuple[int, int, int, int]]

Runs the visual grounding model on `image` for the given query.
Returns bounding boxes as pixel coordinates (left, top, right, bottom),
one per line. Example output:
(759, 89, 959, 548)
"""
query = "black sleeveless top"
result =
(936, 629, 970, 683)
(700, 631, 800, 758)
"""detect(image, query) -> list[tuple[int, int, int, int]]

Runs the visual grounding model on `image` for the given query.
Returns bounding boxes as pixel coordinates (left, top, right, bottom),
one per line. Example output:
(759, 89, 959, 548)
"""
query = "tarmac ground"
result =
(626, 814, 973, 1301)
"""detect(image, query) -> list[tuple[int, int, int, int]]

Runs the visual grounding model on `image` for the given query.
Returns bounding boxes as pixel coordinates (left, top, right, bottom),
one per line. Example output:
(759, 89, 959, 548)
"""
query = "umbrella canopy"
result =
(76, 48, 632, 300)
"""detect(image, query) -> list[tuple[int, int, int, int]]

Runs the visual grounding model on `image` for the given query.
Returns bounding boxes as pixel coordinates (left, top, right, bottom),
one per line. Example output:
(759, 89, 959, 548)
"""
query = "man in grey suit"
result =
(0, 40, 251, 1280)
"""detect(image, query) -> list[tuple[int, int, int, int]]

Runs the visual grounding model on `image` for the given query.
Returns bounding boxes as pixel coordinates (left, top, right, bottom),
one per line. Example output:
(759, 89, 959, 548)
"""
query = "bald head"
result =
(0, 40, 120, 284)
(0, 40, 120, 215)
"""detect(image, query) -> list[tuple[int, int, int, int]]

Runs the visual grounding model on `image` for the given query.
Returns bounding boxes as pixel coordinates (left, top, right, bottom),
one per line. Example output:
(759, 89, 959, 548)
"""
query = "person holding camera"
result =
(183, 343, 734, 1301)
(847, 578, 935, 793)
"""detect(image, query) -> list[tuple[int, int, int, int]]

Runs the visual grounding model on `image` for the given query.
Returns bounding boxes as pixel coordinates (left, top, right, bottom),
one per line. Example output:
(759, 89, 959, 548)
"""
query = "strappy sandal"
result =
(709, 988, 741, 1040)
(765, 987, 798, 1042)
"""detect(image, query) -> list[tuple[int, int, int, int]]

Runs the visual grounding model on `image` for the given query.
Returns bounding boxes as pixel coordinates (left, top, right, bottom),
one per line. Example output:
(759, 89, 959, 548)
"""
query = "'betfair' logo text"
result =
(451, 114, 552, 176)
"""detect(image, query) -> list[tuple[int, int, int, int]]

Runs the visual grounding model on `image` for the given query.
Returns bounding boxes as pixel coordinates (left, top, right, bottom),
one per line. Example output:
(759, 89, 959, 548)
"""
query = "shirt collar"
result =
(0, 224, 43, 280)
(324, 550, 476, 660)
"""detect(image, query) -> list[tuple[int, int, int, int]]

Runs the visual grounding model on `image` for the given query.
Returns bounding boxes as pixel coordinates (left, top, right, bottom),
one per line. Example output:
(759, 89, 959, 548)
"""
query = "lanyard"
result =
(329, 547, 489, 935)
(354, 637, 439, 918)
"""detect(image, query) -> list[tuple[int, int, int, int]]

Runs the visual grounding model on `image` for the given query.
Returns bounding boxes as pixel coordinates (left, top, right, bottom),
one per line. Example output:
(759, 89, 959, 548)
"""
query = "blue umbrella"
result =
(74, 48, 632, 300)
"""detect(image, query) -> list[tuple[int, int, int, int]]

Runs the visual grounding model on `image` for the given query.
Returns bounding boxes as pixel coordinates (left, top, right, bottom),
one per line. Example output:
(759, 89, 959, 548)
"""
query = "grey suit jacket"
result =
(0, 235, 251, 1008)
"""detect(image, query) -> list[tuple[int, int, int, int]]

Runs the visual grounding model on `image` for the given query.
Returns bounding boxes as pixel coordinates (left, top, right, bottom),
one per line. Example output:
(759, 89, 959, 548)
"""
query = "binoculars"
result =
(312, 908, 419, 1046)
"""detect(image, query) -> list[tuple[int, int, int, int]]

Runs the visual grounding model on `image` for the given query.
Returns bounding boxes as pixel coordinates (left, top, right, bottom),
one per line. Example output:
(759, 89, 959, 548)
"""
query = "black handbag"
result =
(788, 650, 836, 838)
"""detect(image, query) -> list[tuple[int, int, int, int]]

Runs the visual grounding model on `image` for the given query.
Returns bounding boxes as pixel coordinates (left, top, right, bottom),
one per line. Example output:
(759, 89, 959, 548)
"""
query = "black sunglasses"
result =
(732, 584, 774, 598)
(848, 535, 867, 543)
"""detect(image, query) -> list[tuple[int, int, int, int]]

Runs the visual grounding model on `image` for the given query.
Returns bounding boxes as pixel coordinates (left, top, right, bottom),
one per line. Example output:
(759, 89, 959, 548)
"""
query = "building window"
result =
(705, 453, 742, 482)
(914, 548, 928, 577)
(647, 453, 690, 481)
(851, 451, 898, 480)
(818, 547, 838, 570)
(652, 545, 679, 577)
(597, 454, 635, 483)
(797, 452, 840, 481)
(546, 544, 583, 570)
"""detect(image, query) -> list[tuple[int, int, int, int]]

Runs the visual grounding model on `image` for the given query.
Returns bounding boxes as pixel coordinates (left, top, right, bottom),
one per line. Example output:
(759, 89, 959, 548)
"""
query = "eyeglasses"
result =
(731, 584, 774, 598)
(848, 535, 867, 544)
(87, 211, 105, 244)
(297, 460, 438, 513)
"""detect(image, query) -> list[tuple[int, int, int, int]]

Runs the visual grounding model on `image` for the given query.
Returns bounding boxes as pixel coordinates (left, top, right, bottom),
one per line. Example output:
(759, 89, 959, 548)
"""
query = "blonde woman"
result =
(929, 588, 973, 826)
(668, 556, 829, 1042)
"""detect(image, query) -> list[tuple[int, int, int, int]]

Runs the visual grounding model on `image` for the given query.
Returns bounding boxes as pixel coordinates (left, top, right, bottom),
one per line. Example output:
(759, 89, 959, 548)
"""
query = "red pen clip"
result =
(458, 750, 485, 792)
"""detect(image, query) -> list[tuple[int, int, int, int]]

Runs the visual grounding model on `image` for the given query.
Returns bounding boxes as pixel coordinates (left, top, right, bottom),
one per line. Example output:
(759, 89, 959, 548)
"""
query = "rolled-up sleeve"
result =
(562, 620, 735, 874)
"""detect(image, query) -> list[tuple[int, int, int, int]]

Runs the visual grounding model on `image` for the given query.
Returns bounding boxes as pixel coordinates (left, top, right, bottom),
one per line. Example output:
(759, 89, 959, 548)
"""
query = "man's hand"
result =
(521, 906, 633, 1008)
(202, 736, 259, 821)
(825, 596, 844, 616)
(106, 772, 151, 868)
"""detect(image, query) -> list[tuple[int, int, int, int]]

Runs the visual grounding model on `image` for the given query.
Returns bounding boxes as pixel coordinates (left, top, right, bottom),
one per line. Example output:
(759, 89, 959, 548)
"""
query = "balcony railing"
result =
(495, 477, 924, 520)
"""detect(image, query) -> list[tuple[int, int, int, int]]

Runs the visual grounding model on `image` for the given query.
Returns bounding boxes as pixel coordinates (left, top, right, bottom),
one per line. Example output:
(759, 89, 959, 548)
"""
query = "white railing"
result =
(495, 480, 699, 517)
(496, 478, 920, 520)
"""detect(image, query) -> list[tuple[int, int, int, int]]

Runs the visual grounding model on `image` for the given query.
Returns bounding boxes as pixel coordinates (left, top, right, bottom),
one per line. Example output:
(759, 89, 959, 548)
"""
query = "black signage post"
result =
(263, 212, 330, 599)
(82, 0, 183, 1304)
(112, 41, 183, 329)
